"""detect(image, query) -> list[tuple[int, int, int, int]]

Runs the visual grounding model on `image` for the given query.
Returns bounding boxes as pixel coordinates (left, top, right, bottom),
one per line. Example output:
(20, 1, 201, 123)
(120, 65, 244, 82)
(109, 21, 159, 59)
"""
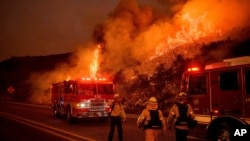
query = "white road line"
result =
(0, 112, 95, 141)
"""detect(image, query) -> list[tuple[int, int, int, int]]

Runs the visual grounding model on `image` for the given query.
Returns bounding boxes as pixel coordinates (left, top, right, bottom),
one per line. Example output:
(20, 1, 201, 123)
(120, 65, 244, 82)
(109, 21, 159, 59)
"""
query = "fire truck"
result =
(51, 77, 114, 123)
(181, 56, 250, 140)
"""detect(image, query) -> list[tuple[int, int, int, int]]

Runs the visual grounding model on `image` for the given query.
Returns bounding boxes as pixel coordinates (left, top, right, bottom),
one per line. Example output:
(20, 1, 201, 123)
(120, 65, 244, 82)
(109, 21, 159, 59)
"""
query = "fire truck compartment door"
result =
(243, 68, 250, 118)
(210, 69, 243, 116)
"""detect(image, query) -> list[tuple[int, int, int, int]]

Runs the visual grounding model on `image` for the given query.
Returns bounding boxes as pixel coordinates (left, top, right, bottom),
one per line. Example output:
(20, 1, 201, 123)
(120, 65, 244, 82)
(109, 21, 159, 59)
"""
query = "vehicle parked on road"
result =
(181, 56, 250, 140)
(51, 77, 114, 123)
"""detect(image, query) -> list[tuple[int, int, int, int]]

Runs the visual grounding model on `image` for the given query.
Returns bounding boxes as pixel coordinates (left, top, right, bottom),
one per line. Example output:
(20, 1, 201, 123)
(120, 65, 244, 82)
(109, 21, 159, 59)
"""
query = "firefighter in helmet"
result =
(167, 92, 196, 141)
(108, 93, 126, 141)
(137, 96, 166, 141)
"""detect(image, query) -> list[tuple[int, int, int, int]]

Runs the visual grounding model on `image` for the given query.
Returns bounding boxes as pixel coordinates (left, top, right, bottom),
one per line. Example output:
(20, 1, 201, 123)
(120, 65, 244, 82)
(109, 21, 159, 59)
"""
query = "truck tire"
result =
(217, 128, 230, 141)
(206, 116, 248, 141)
(206, 121, 231, 141)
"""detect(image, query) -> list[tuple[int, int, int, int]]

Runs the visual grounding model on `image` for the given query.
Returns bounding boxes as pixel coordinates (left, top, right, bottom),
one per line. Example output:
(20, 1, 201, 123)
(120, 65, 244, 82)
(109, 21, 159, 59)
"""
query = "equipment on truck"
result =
(51, 77, 114, 123)
(181, 56, 250, 141)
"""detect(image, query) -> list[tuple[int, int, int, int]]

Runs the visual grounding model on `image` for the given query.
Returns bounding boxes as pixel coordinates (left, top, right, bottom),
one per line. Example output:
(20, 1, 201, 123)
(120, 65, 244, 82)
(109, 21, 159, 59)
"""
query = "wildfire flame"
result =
(90, 44, 102, 78)
(27, 0, 250, 105)
(152, 13, 221, 60)
(66, 76, 71, 81)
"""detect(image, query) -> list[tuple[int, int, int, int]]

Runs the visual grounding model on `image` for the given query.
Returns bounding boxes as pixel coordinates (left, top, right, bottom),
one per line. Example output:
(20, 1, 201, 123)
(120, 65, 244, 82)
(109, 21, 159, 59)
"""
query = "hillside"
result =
(0, 53, 72, 99)
(0, 37, 249, 113)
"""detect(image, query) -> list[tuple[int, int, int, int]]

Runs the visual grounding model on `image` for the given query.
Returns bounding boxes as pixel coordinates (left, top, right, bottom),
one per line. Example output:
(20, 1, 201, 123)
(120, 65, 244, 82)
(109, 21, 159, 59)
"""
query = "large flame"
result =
(94, 0, 250, 75)
(28, 0, 250, 104)
(90, 44, 102, 78)
(152, 12, 221, 60)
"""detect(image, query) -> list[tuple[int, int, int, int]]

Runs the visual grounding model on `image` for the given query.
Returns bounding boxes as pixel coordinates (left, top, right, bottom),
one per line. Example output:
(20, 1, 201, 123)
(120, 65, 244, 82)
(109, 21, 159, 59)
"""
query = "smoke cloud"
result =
(94, 0, 250, 74)
(181, 0, 250, 37)
(28, 0, 250, 104)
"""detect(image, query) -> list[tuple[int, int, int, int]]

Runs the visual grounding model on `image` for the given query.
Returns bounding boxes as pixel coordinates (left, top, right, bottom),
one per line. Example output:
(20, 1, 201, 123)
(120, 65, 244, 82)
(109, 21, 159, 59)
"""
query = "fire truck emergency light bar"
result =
(187, 67, 200, 72)
(81, 77, 107, 81)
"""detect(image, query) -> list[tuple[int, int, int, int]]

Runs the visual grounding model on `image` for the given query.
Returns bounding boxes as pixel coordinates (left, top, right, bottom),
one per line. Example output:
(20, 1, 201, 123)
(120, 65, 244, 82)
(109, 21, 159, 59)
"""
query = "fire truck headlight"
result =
(80, 103, 86, 107)
(76, 102, 88, 108)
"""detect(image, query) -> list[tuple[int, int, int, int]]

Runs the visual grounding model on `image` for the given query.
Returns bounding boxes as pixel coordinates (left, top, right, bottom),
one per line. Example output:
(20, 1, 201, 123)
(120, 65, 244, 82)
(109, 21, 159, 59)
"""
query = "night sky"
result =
(1, 0, 249, 63)
(0, 0, 121, 61)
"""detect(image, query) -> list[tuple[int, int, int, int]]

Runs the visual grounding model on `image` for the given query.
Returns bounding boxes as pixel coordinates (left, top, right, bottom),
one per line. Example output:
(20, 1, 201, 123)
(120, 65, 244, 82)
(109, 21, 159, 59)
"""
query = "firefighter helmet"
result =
(114, 93, 120, 99)
(178, 92, 187, 99)
(148, 96, 158, 103)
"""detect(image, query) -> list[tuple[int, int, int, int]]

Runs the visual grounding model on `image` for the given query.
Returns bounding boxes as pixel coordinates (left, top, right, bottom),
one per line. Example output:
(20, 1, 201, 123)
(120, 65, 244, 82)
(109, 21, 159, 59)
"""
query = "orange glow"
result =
(153, 12, 221, 59)
(181, 0, 250, 35)
(188, 67, 199, 72)
(90, 44, 102, 78)
(213, 109, 219, 114)
(66, 76, 71, 81)
(81, 77, 107, 81)
(81, 77, 91, 81)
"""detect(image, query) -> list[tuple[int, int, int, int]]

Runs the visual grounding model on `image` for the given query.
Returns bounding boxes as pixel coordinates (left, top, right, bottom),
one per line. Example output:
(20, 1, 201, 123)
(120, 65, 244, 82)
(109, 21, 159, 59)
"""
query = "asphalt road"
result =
(0, 116, 72, 141)
(0, 100, 202, 141)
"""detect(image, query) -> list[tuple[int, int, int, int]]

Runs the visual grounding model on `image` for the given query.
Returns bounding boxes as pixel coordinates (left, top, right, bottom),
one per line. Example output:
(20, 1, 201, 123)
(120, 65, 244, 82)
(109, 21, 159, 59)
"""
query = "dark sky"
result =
(0, 0, 121, 61)
(2, 0, 248, 63)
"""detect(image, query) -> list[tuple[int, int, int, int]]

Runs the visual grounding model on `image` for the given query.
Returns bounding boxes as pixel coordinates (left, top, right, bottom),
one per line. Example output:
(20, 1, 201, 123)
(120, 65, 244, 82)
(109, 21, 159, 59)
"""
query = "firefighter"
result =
(137, 96, 166, 141)
(108, 93, 126, 141)
(167, 92, 196, 141)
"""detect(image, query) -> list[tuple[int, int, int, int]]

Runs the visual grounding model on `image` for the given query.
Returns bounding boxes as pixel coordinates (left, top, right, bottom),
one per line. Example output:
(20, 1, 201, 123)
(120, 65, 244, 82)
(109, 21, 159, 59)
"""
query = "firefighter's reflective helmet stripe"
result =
(178, 92, 187, 98)
(114, 93, 120, 99)
(148, 97, 158, 103)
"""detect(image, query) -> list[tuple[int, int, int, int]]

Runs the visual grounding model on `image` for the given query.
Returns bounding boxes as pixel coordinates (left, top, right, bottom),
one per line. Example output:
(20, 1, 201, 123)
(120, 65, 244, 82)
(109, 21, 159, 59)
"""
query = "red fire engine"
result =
(181, 56, 250, 140)
(51, 77, 114, 123)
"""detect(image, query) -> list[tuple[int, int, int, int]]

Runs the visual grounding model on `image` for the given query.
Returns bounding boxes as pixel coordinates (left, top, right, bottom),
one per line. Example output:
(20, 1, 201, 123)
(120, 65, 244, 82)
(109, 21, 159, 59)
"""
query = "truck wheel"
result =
(217, 128, 230, 141)
(206, 116, 248, 141)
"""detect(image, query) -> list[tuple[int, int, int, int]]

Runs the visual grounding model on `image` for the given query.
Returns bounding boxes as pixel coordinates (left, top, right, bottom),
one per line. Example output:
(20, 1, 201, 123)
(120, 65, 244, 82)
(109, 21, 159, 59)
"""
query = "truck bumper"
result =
(72, 108, 109, 118)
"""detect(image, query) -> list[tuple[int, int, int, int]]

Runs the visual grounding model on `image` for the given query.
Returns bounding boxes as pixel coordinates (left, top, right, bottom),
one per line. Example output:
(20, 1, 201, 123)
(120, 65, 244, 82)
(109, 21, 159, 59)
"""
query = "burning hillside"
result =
(27, 0, 250, 106)
(96, 0, 249, 72)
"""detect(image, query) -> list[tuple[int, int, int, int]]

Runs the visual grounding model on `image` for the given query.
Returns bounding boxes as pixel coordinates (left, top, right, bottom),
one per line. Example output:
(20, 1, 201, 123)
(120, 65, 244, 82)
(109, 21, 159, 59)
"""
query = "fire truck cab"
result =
(181, 56, 250, 140)
(51, 77, 114, 123)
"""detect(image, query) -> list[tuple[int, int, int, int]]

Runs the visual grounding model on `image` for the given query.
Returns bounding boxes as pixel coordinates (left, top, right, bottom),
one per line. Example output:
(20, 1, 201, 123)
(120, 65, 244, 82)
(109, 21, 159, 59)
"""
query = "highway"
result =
(0, 100, 203, 141)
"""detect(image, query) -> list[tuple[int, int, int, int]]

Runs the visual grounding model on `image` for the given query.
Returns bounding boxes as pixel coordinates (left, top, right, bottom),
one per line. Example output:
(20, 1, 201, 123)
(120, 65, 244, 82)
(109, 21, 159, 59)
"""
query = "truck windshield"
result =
(188, 75, 207, 95)
(77, 84, 114, 95)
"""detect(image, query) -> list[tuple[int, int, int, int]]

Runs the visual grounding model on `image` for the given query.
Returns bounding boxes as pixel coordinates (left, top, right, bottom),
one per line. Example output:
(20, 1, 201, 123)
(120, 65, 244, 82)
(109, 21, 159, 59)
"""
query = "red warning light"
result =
(188, 67, 200, 72)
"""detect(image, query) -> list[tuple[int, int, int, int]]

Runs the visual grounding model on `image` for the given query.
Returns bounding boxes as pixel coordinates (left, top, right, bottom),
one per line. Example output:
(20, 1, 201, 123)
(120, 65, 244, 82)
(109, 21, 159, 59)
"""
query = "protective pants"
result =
(144, 128, 161, 141)
(108, 116, 123, 141)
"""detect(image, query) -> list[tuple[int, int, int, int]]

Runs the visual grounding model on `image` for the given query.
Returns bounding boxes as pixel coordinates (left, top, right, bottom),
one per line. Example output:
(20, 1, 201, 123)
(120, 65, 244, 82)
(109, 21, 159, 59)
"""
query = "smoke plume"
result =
(92, 0, 250, 75)
(28, 0, 250, 104)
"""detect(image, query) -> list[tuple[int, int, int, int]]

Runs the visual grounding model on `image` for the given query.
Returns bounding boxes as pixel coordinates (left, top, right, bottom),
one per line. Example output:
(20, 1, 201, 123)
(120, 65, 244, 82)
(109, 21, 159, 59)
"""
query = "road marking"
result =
(188, 135, 205, 140)
(0, 112, 95, 141)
